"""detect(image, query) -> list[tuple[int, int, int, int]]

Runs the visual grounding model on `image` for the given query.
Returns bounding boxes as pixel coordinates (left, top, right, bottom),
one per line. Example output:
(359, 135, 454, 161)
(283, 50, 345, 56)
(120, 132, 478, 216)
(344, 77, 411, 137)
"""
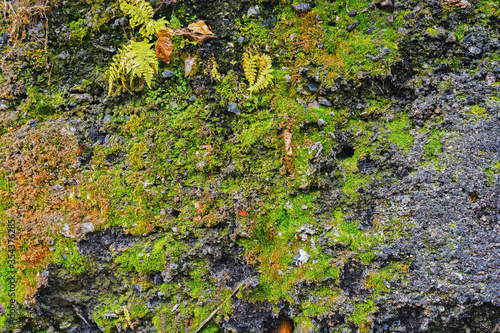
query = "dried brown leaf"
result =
(155, 37, 173, 63)
(157, 28, 175, 38)
(187, 20, 215, 35)
(284, 130, 293, 156)
(174, 28, 217, 45)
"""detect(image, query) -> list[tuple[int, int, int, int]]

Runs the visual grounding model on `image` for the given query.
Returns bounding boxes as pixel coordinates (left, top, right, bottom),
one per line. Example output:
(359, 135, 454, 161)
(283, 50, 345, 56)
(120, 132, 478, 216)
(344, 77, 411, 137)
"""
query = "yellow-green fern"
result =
(107, 40, 158, 94)
(242, 51, 273, 93)
(120, 0, 167, 37)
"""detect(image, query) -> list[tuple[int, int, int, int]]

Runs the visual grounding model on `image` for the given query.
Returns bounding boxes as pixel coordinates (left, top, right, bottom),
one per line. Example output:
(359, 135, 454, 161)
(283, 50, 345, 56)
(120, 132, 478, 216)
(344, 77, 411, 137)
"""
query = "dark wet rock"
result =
(366, 25, 377, 34)
(77, 229, 137, 256)
(88, 127, 106, 144)
(292, 3, 310, 13)
(339, 260, 363, 297)
(346, 21, 359, 32)
(347, 10, 358, 17)
(308, 83, 318, 92)
(153, 274, 163, 285)
(223, 299, 287, 333)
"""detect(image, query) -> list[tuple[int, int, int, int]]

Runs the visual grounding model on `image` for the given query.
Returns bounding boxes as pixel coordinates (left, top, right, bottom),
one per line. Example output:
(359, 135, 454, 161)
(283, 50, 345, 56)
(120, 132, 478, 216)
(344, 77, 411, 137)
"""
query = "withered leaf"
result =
(156, 37, 173, 63)
(156, 28, 175, 38)
(284, 130, 293, 156)
(76, 144, 86, 156)
(187, 20, 215, 35)
(174, 28, 217, 45)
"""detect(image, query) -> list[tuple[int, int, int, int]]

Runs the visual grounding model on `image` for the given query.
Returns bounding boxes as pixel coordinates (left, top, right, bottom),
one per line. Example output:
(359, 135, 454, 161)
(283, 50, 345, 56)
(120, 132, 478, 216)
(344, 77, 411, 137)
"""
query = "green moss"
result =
(348, 299, 376, 331)
(386, 115, 413, 152)
(425, 131, 443, 158)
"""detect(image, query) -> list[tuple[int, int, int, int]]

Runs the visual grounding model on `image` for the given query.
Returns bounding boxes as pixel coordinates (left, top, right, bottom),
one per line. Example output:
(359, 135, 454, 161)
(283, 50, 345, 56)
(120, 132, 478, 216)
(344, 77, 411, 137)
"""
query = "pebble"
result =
(308, 100, 320, 109)
(237, 36, 244, 43)
(291, 248, 311, 266)
(247, 5, 260, 17)
(485, 73, 496, 86)
(347, 10, 358, 17)
(162, 70, 174, 78)
(398, 27, 408, 34)
(366, 25, 376, 34)
(153, 274, 163, 285)
(188, 95, 196, 102)
(308, 83, 318, 92)
(446, 33, 456, 43)
(296, 98, 307, 107)
(228, 103, 240, 115)
(170, 101, 178, 108)
(347, 21, 359, 32)
(292, 3, 311, 13)
(317, 118, 325, 127)
(318, 97, 331, 106)
(468, 46, 481, 55)
(301, 204, 308, 210)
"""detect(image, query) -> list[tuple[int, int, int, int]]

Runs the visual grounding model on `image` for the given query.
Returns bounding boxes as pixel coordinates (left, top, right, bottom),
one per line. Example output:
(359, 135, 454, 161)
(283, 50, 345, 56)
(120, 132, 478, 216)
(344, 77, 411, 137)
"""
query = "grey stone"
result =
(485, 73, 496, 86)
(247, 5, 260, 17)
(308, 83, 318, 92)
(291, 248, 311, 266)
(318, 97, 331, 106)
(347, 10, 358, 17)
(366, 25, 376, 34)
(162, 70, 175, 78)
(347, 21, 359, 32)
(468, 46, 481, 55)
(228, 103, 240, 114)
(292, 3, 311, 13)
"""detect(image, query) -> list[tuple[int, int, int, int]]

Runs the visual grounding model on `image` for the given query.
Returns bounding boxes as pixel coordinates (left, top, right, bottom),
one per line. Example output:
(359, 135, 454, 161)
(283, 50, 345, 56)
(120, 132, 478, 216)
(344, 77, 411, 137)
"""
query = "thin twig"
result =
(192, 282, 244, 333)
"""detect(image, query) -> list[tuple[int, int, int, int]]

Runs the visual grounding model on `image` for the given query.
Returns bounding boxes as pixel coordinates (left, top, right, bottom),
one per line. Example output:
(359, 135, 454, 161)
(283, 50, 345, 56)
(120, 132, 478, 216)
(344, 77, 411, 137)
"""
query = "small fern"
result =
(242, 51, 273, 93)
(120, 0, 167, 37)
(107, 40, 158, 94)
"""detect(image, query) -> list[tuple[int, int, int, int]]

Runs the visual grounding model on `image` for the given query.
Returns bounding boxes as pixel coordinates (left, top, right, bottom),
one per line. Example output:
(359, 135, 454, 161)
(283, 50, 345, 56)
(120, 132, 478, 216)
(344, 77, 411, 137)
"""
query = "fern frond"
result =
(120, 0, 154, 29)
(106, 40, 157, 95)
(242, 52, 258, 86)
(242, 51, 273, 93)
(120, 0, 167, 37)
(139, 17, 168, 38)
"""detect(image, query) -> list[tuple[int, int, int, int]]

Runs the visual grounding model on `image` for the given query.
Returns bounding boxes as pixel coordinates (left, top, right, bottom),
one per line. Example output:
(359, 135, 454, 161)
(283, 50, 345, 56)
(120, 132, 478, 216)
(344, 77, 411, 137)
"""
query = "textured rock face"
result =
(0, 0, 499, 332)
